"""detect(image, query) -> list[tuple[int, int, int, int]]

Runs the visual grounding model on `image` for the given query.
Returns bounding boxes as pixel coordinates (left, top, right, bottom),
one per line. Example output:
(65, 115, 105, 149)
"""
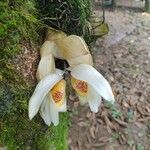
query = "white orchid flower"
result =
(28, 28, 68, 126)
(29, 46, 66, 126)
(71, 64, 115, 113)
(29, 73, 66, 126)
(29, 27, 115, 127)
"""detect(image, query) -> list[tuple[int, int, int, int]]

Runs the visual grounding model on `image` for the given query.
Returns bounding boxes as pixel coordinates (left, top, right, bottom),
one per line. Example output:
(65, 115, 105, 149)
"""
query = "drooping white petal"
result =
(28, 74, 62, 120)
(40, 95, 51, 126)
(57, 98, 67, 112)
(49, 97, 59, 126)
(76, 85, 101, 113)
(36, 54, 55, 80)
(40, 94, 66, 126)
(71, 64, 115, 103)
(87, 86, 101, 113)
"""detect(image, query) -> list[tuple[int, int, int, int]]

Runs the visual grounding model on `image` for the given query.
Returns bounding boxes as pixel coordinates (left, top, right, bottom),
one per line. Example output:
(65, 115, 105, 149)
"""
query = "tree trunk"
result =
(145, 0, 150, 13)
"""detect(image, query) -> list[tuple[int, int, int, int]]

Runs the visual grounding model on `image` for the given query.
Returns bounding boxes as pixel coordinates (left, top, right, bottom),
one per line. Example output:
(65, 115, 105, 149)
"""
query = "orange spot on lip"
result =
(71, 77, 88, 96)
(52, 91, 63, 103)
(75, 81, 88, 93)
(50, 80, 66, 106)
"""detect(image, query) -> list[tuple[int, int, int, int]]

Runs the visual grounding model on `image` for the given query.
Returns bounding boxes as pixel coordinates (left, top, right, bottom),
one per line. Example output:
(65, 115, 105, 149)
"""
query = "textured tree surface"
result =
(0, 0, 91, 149)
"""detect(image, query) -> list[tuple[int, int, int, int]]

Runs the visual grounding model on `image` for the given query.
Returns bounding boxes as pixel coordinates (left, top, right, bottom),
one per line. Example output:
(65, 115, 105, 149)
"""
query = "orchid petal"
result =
(40, 41, 64, 59)
(57, 98, 67, 112)
(40, 95, 51, 126)
(28, 74, 62, 120)
(49, 97, 66, 126)
(76, 85, 101, 112)
(36, 54, 55, 80)
(67, 53, 93, 67)
(40, 94, 66, 126)
(71, 64, 115, 103)
(87, 86, 101, 113)
(56, 35, 90, 59)
(49, 98, 59, 126)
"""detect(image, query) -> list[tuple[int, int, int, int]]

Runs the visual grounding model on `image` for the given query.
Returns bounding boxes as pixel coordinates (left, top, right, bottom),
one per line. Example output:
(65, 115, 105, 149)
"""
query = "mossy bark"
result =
(0, 0, 91, 149)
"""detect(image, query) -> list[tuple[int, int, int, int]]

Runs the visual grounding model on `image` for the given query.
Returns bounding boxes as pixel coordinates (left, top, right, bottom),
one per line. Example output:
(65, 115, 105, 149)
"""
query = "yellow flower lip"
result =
(71, 77, 88, 96)
(51, 79, 66, 106)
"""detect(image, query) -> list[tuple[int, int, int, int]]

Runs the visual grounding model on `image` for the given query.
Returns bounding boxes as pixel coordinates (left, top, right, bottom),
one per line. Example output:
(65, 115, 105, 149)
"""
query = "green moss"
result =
(0, 0, 93, 149)
(0, 61, 69, 149)
(37, 114, 69, 150)
(0, 0, 41, 59)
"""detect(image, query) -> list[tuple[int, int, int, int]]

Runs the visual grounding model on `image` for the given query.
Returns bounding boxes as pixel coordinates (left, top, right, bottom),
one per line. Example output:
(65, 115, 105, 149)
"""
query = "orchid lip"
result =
(28, 74, 63, 120)
(70, 64, 115, 112)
